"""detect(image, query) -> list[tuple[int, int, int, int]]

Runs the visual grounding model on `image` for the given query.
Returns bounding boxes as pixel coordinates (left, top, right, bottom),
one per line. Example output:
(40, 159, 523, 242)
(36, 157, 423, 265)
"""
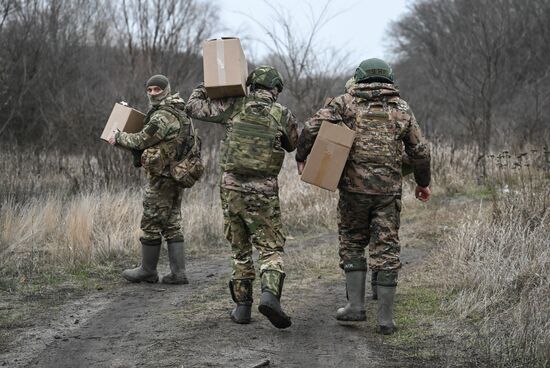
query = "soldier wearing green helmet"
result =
(186, 66, 298, 329)
(296, 58, 432, 335)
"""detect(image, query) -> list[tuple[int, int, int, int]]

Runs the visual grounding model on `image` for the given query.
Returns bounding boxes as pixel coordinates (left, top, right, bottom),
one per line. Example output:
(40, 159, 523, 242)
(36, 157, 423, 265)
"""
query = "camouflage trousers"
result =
(140, 173, 184, 242)
(337, 191, 402, 272)
(221, 188, 286, 282)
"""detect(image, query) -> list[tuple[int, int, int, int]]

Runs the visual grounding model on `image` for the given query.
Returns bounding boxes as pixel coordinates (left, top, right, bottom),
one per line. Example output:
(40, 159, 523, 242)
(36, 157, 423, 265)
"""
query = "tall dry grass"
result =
(0, 148, 337, 278)
(430, 148, 550, 367)
(1, 143, 549, 367)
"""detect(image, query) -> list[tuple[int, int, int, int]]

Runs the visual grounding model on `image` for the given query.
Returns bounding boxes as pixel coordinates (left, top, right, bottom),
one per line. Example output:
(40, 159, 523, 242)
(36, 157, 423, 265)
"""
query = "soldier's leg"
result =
(242, 193, 290, 329)
(368, 195, 402, 335)
(160, 181, 188, 284)
(336, 191, 371, 321)
(221, 189, 254, 324)
(122, 173, 164, 283)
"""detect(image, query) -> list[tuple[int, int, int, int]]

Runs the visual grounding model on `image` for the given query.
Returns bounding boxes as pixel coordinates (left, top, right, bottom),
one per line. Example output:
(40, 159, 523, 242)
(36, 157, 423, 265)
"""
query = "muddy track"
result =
(2, 234, 427, 368)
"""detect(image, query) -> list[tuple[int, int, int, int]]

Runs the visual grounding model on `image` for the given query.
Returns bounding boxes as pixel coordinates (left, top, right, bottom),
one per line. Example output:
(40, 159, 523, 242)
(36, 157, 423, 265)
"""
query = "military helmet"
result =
(246, 66, 284, 92)
(354, 58, 394, 84)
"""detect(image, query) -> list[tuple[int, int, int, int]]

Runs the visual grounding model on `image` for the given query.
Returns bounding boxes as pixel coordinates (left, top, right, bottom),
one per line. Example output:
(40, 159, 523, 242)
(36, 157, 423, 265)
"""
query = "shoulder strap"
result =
(269, 103, 284, 126)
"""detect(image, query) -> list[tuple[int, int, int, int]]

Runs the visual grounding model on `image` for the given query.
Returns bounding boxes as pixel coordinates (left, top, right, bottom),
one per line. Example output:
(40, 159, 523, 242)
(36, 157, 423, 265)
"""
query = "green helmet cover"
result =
(246, 66, 284, 92)
(354, 58, 394, 83)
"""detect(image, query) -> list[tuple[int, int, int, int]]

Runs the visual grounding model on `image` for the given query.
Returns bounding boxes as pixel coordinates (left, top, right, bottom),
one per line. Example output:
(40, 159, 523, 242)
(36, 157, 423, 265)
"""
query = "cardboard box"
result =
(100, 103, 145, 142)
(203, 37, 248, 99)
(301, 122, 356, 191)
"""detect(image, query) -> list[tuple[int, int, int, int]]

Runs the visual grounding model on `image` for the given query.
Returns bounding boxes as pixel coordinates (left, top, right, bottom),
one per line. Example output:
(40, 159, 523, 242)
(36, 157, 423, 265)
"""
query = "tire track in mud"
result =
(2, 235, 427, 368)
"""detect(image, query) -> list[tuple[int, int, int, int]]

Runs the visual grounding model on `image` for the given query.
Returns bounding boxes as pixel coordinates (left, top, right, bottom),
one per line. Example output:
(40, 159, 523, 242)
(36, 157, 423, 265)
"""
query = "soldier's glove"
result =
(131, 149, 144, 168)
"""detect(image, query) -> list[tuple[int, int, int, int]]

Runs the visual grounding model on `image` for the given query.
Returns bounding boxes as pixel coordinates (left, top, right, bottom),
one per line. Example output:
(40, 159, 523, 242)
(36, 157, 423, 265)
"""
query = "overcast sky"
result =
(211, 0, 411, 67)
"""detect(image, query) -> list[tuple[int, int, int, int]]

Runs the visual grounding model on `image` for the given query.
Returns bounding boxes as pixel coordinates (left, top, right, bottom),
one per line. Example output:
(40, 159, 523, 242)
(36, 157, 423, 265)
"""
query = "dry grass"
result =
(0, 150, 337, 278)
(1, 143, 549, 366)
(436, 185, 550, 367)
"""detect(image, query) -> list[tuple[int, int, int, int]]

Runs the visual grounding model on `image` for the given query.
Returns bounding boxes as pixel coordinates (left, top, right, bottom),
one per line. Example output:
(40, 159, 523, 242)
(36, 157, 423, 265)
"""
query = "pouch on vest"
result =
(169, 117, 204, 188)
(220, 98, 285, 177)
(350, 101, 401, 167)
(141, 147, 165, 175)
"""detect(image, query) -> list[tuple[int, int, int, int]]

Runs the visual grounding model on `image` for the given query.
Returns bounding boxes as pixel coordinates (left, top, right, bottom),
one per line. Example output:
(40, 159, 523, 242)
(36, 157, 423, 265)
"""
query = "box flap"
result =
(318, 122, 356, 147)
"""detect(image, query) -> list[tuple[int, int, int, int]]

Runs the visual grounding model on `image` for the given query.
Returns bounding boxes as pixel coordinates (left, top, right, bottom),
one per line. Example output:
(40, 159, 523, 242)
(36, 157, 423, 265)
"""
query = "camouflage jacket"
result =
(116, 93, 190, 176)
(296, 82, 431, 195)
(185, 85, 298, 195)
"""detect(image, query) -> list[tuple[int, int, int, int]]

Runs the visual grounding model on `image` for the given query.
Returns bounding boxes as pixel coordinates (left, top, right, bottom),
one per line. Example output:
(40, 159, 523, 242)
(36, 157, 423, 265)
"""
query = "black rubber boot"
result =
(371, 271, 378, 300)
(258, 270, 291, 329)
(336, 270, 367, 321)
(161, 239, 189, 284)
(229, 279, 253, 324)
(122, 238, 161, 283)
(376, 271, 398, 335)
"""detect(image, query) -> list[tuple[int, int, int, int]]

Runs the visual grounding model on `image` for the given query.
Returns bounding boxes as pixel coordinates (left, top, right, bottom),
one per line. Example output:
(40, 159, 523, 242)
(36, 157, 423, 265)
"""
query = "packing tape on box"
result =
(216, 41, 226, 85)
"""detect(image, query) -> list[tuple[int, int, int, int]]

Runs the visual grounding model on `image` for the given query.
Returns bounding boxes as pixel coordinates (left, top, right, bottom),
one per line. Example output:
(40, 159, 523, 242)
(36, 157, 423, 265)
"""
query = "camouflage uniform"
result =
(296, 82, 431, 275)
(185, 85, 298, 285)
(116, 93, 191, 243)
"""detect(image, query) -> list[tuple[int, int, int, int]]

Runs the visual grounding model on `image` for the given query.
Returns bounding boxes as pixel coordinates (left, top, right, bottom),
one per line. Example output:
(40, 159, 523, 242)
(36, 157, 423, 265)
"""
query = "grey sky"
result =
(211, 0, 411, 66)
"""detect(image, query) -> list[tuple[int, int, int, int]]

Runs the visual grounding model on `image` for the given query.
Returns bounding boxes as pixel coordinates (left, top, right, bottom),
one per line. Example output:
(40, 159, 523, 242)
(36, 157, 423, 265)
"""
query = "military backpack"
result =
(220, 97, 285, 177)
(350, 99, 404, 178)
(141, 103, 204, 187)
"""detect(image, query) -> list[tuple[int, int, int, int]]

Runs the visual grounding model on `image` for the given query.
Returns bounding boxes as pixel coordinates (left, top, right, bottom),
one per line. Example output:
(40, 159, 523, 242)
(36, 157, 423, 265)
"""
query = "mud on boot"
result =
(229, 279, 253, 324)
(258, 270, 291, 329)
(376, 271, 398, 335)
(161, 239, 189, 285)
(336, 269, 367, 321)
(122, 238, 161, 283)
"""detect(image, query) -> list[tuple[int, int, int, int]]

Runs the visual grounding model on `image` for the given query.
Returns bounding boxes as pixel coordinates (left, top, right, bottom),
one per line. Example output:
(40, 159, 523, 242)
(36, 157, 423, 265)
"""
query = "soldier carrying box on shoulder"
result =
(186, 66, 298, 329)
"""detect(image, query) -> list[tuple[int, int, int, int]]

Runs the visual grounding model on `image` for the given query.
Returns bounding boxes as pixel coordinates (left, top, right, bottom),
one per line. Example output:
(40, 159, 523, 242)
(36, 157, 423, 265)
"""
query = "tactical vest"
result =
(349, 99, 404, 177)
(220, 96, 285, 177)
(140, 102, 193, 176)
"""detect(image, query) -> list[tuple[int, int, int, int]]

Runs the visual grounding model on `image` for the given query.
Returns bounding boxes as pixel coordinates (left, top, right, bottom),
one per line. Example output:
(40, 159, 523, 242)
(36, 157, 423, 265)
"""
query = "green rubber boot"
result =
(377, 271, 398, 335)
(161, 239, 189, 284)
(336, 270, 367, 321)
(258, 270, 291, 329)
(229, 279, 253, 324)
(122, 238, 161, 283)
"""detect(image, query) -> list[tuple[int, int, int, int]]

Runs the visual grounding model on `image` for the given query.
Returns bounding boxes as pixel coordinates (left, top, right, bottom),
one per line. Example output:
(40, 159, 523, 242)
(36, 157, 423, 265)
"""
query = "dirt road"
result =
(1, 234, 430, 368)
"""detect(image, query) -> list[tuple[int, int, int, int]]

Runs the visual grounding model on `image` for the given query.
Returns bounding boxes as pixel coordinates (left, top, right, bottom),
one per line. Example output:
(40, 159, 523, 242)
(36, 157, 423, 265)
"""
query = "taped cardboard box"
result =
(100, 103, 145, 143)
(301, 122, 356, 191)
(203, 37, 248, 99)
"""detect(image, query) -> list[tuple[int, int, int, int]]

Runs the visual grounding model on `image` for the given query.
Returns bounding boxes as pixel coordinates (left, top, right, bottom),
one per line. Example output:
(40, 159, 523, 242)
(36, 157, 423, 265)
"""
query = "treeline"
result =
(1, 0, 548, 154)
(391, 0, 550, 152)
(0, 0, 218, 151)
(0, 0, 348, 153)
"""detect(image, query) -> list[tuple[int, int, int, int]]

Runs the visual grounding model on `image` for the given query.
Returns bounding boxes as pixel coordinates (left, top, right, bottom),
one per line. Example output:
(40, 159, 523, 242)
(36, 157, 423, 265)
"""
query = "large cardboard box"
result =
(203, 37, 248, 99)
(301, 122, 356, 191)
(100, 103, 145, 142)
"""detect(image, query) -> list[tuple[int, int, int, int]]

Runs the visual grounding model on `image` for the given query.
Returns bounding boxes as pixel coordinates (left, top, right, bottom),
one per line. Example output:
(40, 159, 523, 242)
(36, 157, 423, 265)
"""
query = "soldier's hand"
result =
(297, 161, 306, 175)
(415, 186, 431, 202)
(108, 129, 120, 146)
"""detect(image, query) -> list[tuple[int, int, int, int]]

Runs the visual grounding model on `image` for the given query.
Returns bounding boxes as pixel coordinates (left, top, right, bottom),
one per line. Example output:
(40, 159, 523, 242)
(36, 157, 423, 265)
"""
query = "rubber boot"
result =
(229, 279, 253, 324)
(377, 271, 398, 335)
(161, 240, 189, 284)
(336, 270, 367, 321)
(371, 271, 378, 300)
(122, 238, 161, 283)
(258, 270, 292, 329)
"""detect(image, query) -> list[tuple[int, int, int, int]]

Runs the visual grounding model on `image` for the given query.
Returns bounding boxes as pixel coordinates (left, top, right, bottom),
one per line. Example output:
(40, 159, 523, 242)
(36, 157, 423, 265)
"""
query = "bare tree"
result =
(116, 0, 219, 104)
(391, 0, 550, 154)
(244, 0, 351, 122)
